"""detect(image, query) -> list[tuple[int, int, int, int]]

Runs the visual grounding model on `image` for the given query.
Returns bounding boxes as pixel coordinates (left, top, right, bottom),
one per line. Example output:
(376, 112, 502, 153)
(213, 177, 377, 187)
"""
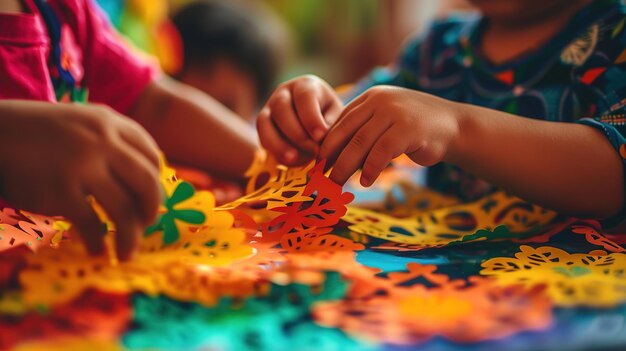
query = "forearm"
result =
(446, 103, 623, 218)
(128, 77, 258, 180)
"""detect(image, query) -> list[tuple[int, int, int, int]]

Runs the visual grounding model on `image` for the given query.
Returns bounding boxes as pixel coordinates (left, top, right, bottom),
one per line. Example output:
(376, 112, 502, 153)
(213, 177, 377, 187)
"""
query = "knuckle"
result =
(273, 90, 291, 105)
(374, 139, 394, 155)
(299, 75, 319, 85)
(348, 133, 368, 149)
(292, 84, 311, 99)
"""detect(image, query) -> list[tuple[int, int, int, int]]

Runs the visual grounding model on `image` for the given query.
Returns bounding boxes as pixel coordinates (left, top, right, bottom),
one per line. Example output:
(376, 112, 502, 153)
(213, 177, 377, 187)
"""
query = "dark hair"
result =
(172, 1, 280, 104)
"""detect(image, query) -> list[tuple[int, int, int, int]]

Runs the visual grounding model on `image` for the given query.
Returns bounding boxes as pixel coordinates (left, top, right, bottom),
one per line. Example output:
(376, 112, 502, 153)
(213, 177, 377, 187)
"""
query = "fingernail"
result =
(312, 128, 325, 141)
(360, 176, 371, 187)
(284, 150, 297, 162)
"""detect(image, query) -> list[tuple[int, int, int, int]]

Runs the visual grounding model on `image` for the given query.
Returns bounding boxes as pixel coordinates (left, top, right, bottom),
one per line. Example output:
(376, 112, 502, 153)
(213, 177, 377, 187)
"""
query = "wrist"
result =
(444, 101, 474, 165)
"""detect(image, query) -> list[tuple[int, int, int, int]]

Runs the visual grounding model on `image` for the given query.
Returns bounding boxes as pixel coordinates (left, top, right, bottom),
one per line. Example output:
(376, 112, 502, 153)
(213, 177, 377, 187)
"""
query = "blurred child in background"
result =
(258, 0, 626, 223)
(172, 0, 287, 123)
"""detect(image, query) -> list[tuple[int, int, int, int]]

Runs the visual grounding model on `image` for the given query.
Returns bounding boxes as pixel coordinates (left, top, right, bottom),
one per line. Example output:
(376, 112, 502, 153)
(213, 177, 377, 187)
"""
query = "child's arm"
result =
(258, 77, 623, 219)
(321, 86, 623, 219)
(0, 101, 162, 260)
(68, 0, 257, 180)
(126, 76, 258, 181)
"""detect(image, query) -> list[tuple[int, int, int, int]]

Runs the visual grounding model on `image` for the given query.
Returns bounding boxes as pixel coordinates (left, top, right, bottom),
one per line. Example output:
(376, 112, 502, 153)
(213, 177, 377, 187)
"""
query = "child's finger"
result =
(319, 102, 374, 164)
(257, 109, 299, 164)
(114, 217, 143, 262)
(360, 126, 406, 187)
(65, 190, 107, 256)
(119, 121, 161, 169)
(292, 85, 330, 141)
(87, 172, 143, 261)
(270, 90, 315, 150)
(322, 99, 343, 126)
(329, 118, 391, 185)
(109, 146, 162, 225)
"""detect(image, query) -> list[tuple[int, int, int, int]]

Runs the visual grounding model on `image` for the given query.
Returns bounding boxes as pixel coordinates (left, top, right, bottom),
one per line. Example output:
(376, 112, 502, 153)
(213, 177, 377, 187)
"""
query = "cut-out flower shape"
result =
(146, 181, 207, 245)
(481, 245, 626, 307)
(343, 191, 556, 249)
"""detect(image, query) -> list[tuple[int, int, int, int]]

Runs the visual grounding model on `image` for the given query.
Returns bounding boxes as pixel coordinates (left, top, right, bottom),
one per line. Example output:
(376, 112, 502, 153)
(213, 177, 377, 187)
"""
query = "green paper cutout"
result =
(553, 266, 592, 278)
(145, 181, 206, 245)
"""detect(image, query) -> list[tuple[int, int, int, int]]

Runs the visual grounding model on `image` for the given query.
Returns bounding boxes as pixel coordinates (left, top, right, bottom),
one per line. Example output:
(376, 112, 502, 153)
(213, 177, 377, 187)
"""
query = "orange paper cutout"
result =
(314, 263, 552, 344)
(0, 208, 66, 252)
(570, 224, 626, 253)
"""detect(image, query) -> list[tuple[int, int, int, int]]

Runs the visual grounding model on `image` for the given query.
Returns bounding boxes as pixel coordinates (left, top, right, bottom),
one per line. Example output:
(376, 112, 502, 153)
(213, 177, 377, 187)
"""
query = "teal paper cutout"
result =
(122, 272, 376, 351)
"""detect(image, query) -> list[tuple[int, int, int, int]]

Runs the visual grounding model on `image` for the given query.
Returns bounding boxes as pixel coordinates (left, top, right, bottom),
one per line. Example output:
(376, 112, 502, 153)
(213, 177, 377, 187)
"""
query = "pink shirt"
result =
(0, 0, 157, 113)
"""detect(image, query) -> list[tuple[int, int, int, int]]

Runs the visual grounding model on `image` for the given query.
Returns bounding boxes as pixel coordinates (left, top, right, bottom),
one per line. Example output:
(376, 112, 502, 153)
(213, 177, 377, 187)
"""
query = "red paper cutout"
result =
(571, 224, 626, 253)
(0, 290, 131, 350)
(259, 161, 360, 253)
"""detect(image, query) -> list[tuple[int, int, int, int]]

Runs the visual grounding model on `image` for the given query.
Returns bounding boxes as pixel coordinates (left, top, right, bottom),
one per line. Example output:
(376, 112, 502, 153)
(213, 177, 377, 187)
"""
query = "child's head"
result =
(467, 0, 592, 24)
(172, 0, 285, 122)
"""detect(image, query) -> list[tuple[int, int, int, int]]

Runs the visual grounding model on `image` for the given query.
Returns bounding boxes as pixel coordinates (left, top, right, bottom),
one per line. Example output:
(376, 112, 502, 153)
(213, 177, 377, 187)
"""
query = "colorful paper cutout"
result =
(19, 211, 254, 306)
(383, 181, 460, 217)
(5, 150, 626, 350)
(218, 152, 313, 211)
(0, 290, 130, 350)
(0, 208, 67, 252)
(314, 263, 552, 344)
(260, 161, 362, 253)
(481, 245, 626, 307)
(122, 272, 374, 351)
(145, 180, 225, 244)
(343, 191, 556, 248)
(570, 224, 626, 253)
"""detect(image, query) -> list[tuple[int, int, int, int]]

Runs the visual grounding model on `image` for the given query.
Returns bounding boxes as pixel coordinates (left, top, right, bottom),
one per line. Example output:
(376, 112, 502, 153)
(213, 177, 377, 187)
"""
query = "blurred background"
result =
(95, 0, 474, 118)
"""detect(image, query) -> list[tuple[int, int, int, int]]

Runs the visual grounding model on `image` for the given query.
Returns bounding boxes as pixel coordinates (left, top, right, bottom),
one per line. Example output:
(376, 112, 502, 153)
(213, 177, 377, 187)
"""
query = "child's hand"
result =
(319, 86, 462, 186)
(0, 101, 162, 260)
(257, 75, 342, 165)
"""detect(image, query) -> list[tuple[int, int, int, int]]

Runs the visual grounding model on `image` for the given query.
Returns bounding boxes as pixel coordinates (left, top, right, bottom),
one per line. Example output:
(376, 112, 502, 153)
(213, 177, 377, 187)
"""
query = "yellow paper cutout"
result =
(218, 152, 313, 210)
(19, 221, 254, 307)
(384, 181, 461, 217)
(343, 191, 556, 247)
(11, 338, 122, 351)
(159, 154, 182, 196)
(0, 291, 27, 316)
(480, 245, 626, 307)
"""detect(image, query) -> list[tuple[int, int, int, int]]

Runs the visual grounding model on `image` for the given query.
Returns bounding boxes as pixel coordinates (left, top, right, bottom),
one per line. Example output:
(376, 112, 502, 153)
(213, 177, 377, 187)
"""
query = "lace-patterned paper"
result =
(0, 208, 67, 252)
(481, 245, 626, 307)
(343, 191, 557, 248)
